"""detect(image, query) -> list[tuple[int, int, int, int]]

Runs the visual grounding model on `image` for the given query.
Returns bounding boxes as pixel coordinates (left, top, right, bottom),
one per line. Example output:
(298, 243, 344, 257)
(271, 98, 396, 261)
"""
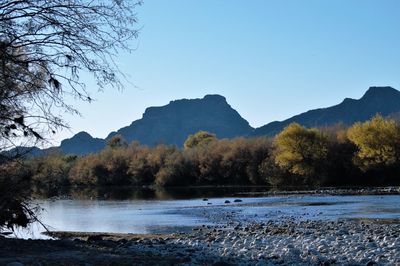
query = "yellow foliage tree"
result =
(184, 131, 217, 149)
(347, 115, 400, 170)
(274, 123, 329, 181)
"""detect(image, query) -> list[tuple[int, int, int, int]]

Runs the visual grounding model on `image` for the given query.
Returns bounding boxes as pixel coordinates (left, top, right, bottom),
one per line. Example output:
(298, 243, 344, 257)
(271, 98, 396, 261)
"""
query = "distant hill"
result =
(59, 131, 106, 156)
(3, 131, 106, 159)
(1, 146, 45, 161)
(107, 94, 253, 146)
(252, 86, 400, 136)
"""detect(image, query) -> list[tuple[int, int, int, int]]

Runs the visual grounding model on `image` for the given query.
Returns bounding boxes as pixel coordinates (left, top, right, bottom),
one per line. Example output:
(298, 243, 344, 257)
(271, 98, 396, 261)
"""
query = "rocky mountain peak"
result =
(362, 86, 399, 99)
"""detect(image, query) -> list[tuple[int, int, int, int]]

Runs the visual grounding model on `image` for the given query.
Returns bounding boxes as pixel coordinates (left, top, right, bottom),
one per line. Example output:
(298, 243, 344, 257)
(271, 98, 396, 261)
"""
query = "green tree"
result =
(347, 115, 400, 171)
(155, 150, 195, 187)
(127, 146, 155, 185)
(68, 154, 101, 186)
(274, 123, 329, 185)
(30, 153, 76, 190)
(184, 131, 217, 149)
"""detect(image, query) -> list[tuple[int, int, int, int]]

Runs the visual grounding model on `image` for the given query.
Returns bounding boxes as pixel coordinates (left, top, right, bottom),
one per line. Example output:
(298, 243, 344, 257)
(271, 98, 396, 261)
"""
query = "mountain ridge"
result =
(252, 86, 400, 136)
(107, 94, 253, 146)
(59, 131, 106, 156)
(6, 86, 400, 156)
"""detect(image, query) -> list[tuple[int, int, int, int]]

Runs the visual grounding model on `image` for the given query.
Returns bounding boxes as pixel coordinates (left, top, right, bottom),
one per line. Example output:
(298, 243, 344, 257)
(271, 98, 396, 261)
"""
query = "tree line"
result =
(2, 115, 400, 193)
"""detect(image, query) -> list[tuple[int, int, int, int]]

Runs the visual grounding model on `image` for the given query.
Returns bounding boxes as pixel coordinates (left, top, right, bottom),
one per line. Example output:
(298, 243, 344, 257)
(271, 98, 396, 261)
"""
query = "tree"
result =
(0, 0, 141, 231)
(0, 0, 141, 151)
(184, 131, 217, 149)
(274, 123, 329, 185)
(347, 115, 400, 171)
(107, 135, 128, 149)
(0, 160, 34, 231)
(30, 152, 75, 189)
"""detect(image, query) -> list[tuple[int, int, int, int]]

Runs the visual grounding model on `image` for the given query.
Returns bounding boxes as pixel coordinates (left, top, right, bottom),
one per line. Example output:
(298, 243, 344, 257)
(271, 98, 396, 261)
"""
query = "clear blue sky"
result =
(52, 0, 400, 145)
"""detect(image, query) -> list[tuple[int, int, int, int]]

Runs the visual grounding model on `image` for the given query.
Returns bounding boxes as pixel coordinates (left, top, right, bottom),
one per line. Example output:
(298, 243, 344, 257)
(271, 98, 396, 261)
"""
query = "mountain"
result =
(1, 146, 45, 161)
(8, 87, 400, 156)
(2, 132, 105, 158)
(59, 131, 106, 156)
(7, 94, 252, 156)
(107, 94, 253, 146)
(252, 86, 400, 136)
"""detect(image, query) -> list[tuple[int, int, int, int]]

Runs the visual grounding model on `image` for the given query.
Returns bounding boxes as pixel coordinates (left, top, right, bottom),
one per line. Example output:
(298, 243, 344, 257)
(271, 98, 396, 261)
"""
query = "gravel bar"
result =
(1, 218, 399, 265)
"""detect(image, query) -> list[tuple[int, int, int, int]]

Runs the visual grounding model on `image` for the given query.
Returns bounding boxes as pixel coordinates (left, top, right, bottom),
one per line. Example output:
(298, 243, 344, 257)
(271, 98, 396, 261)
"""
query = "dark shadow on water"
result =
(32, 186, 276, 200)
(32, 185, 400, 201)
(298, 201, 353, 206)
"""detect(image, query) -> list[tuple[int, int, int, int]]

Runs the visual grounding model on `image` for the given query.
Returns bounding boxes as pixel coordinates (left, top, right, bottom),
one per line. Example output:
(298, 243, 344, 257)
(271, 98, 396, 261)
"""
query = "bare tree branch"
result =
(0, 0, 141, 151)
(0, 0, 141, 232)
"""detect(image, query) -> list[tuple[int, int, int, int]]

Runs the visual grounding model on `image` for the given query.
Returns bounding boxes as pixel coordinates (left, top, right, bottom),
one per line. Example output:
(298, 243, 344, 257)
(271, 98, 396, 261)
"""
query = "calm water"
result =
(13, 188, 400, 239)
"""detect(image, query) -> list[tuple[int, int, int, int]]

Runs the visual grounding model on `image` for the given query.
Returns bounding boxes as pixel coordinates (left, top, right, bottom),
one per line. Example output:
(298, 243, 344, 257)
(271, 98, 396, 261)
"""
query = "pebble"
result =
(162, 219, 400, 265)
(38, 197, 398, 266)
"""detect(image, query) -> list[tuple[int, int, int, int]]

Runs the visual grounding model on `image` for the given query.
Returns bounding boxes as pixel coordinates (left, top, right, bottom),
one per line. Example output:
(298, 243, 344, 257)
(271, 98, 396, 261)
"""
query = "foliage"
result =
(68, 153, 101, 185)
(274, 123, 330, 185)
(30, 153, 76, 189)
(184, 131, 217, 149)
(154, 149, 194, 187)
(347, 115, 400, 171)
(40, 137, 272, 187)
(0, 161, 39, 231)
(9, 116, 400, 194)
(127, 144, 155, 185)
(107, 135, 128, 149)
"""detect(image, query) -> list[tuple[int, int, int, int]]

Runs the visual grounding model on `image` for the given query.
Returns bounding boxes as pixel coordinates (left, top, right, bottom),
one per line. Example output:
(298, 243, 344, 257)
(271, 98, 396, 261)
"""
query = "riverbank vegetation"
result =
(2, 115, 400, 193)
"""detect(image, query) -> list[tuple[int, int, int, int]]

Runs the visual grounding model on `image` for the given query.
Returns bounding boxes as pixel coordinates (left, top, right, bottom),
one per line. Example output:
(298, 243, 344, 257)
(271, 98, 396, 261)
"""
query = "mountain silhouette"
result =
(252, 86, 400, 136)
(2, 132, 105, 158)
(107, 94, 253, 146)
(7, 86, 400, 157)
(59, 131, 106, 156)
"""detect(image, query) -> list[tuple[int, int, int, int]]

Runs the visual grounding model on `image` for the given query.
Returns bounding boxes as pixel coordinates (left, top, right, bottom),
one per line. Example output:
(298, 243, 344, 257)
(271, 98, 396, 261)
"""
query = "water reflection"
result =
(16, 188, 400, 240)
(32, 186, 275, 200)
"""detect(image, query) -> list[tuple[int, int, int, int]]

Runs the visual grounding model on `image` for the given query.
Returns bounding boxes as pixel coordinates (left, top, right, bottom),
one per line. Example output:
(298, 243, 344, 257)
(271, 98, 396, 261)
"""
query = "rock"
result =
(87, 235, 103, 241)
(203, 198, 208, 201)
(255, 259, 268, 266)
(224, 200, 231, 204)
(212, 261, 232, 266)
(233, 199, 243, 203)
(6, 214, 397, 265)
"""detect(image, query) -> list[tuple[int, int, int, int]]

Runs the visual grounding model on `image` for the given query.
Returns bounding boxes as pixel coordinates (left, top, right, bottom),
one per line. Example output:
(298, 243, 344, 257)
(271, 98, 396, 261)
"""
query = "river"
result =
(13, 188, 400, 239)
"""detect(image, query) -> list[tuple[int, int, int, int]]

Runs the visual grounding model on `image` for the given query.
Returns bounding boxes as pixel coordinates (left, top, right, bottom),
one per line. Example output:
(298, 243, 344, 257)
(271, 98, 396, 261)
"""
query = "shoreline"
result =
(2, 218, 399, 265)
(239, 186, 400, 196)
(36, 186, 400, 201)
(2, 189, 399, 265)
